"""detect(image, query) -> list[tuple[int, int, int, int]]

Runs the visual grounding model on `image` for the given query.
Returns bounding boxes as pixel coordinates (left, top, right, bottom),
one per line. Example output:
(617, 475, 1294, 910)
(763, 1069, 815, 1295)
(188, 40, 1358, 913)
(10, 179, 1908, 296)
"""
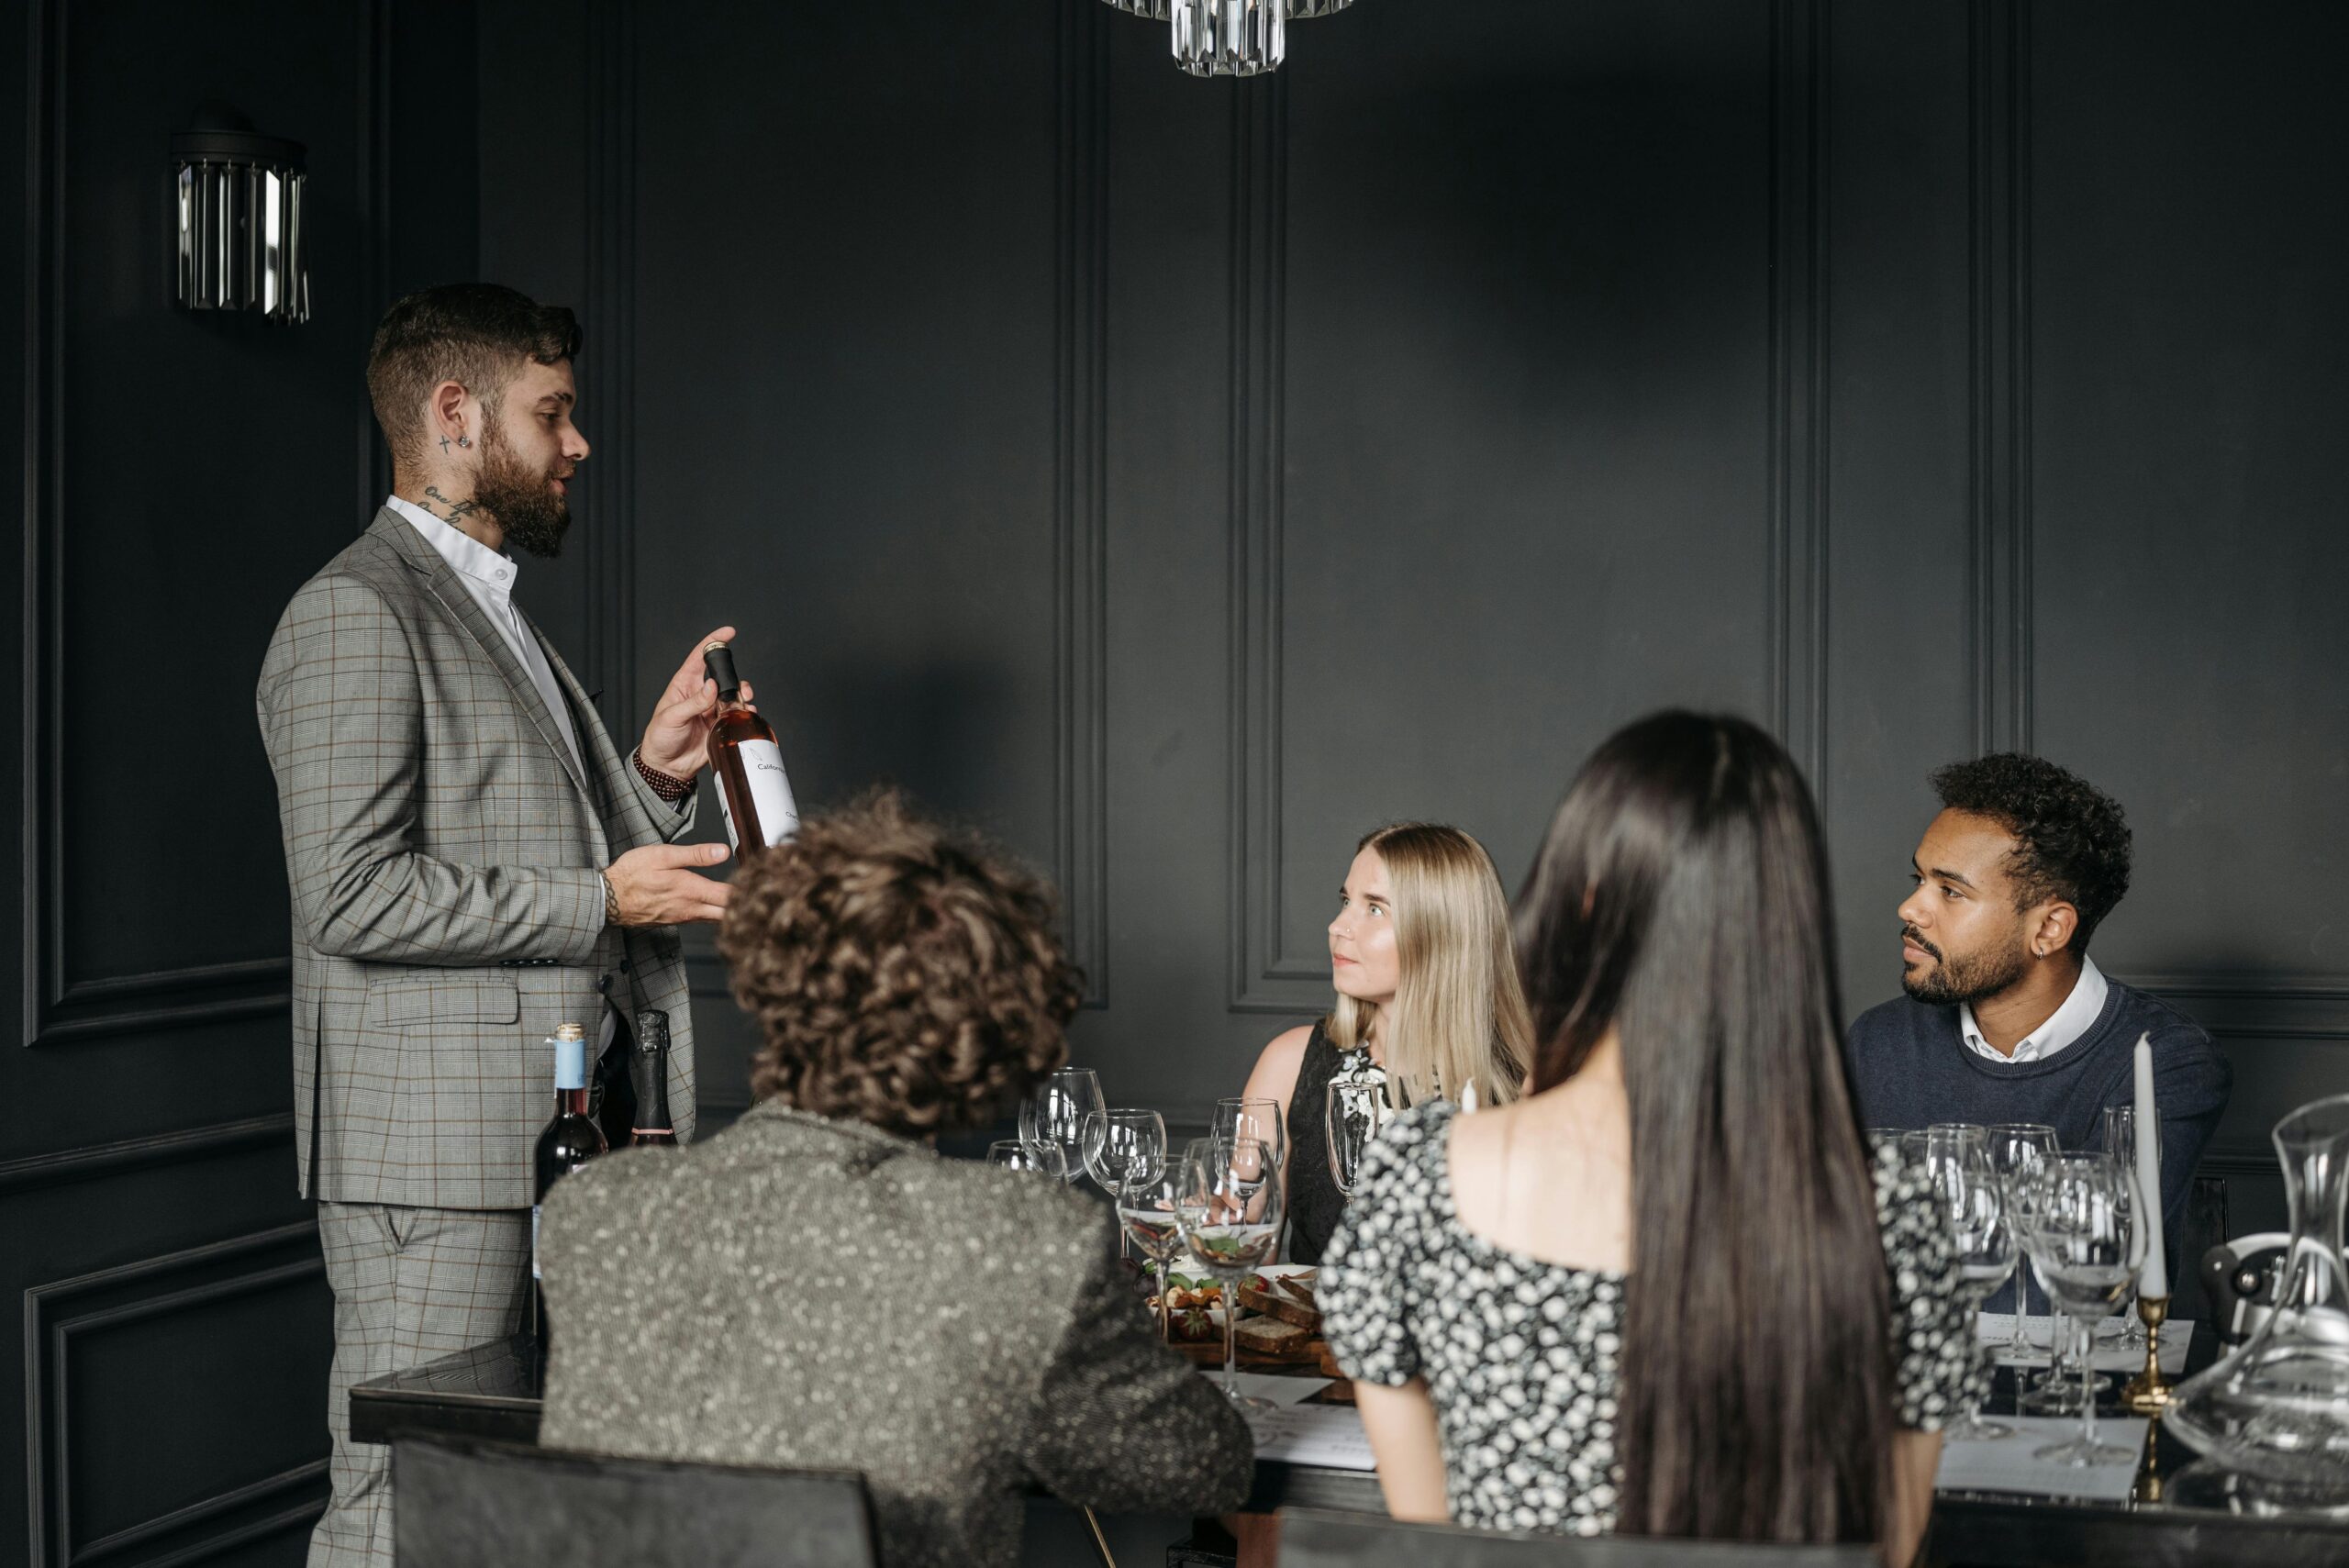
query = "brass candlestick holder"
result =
(2123, 1293, 2175, 1415)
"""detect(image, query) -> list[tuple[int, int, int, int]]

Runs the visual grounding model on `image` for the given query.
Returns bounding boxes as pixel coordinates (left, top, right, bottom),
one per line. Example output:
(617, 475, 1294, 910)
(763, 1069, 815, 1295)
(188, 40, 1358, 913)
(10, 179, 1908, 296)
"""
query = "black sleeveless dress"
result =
(1283, 1021, 1353, 1264)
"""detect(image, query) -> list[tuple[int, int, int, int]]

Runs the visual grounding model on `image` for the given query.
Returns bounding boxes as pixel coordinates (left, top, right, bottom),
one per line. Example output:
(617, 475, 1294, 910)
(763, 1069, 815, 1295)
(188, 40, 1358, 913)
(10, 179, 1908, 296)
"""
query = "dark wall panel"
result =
(472, 0, 2348, 1204)
(6, 1, 476, 1560)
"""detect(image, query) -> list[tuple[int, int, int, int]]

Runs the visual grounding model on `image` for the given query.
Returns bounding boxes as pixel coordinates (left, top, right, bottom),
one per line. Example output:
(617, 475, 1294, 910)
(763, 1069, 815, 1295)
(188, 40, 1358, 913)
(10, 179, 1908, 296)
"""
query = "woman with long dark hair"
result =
(1320, 713, 1984, 1563)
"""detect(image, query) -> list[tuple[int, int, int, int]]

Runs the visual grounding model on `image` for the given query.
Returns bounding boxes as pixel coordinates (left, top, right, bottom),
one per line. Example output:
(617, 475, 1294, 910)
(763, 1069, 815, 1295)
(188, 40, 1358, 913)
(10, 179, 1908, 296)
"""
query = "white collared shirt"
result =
(386, 495, 584, 774)
(1959, 955, 2109, 1063)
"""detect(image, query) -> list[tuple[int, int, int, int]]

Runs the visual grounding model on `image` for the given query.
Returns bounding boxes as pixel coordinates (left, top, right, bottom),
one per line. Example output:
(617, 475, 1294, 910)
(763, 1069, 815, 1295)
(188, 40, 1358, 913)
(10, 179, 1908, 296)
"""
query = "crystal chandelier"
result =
(1100, 0, 1355, 77)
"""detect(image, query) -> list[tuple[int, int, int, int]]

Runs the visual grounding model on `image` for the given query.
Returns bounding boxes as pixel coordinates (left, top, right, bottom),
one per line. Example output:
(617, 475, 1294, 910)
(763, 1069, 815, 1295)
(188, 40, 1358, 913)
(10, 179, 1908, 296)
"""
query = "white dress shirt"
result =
(1959, 954, 2109, 1063)
(386, 495, 584, 775)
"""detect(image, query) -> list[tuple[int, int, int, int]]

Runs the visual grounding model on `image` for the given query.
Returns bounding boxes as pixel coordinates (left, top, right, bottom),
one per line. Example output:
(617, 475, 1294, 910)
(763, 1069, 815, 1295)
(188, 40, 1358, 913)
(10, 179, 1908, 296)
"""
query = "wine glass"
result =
(1021, 1068, 1103, 1185)
(1213, 1096, 1287, 1172)
(2100, 1104, 2148, 1351)
(1930, 1134, 2018, 1441)
(1326, 1077, 1390, 1197)
(1177, 1135, 1285, 1411)
(1987, 1123, 2062, 1378)
(985, 1139, 1068, 1179)
(1084, 1109, 1167, 1257)
(1117, 1168, 1191, 1341)
(2018, 1152, 2145, 1464)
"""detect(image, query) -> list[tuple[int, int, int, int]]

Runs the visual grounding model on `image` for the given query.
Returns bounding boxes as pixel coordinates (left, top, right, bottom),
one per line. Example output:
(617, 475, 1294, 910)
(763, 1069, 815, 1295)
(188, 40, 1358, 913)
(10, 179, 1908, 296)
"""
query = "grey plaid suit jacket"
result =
(257, 508, 699, 1209)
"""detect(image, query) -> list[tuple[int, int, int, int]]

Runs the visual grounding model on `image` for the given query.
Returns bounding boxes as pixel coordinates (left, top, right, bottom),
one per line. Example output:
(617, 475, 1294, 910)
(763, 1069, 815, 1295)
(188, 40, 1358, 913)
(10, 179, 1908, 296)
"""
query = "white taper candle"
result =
(2132, 1032, 2168, 1298)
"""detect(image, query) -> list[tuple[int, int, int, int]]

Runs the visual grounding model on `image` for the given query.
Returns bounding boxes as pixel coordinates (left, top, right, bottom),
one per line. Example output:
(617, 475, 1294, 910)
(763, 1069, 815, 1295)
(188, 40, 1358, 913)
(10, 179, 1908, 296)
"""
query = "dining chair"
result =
(393, 1436, 877, 1567)
(1276, 1508, 1882, 1566)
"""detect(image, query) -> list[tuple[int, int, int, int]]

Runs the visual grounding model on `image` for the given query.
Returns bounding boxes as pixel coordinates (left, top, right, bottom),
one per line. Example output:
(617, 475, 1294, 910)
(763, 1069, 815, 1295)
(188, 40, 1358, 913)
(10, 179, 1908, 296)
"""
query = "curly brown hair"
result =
(718, 790, 1082, 1137)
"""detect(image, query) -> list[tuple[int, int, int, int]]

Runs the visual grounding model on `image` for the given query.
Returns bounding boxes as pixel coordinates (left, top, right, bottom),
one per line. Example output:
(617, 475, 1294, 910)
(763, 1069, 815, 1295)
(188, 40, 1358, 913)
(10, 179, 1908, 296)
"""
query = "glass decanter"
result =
(2165, 1093, 2349, 1486)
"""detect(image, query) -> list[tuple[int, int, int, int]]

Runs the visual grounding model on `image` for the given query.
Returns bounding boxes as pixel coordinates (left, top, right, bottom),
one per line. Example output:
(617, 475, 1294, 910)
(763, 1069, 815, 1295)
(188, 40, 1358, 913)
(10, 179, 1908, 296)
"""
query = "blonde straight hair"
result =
(1326, 821, 1533, 1109)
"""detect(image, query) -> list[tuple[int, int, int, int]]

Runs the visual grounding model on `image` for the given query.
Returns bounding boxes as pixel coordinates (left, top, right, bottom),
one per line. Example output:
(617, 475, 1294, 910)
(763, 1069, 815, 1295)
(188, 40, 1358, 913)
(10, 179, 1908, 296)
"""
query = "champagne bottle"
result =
(531, 1022, 607, 1348)
(702, 639, 799, 852)
(629, 1008, 679, 1148)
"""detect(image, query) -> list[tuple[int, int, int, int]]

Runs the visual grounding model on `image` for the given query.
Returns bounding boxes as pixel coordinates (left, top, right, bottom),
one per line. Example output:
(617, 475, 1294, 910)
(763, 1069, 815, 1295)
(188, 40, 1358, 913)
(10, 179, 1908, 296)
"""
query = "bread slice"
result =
(1232, 1316, 1313, 1359)
(1237, 1284, 1322, 1332)
(1276, 1273, 1318, 1308)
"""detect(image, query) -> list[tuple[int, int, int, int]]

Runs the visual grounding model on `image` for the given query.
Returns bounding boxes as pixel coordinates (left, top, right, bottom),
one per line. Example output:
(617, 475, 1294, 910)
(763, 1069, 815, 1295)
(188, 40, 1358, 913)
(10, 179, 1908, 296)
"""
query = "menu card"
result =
(1241, 1402, 1380, 1471)
(1976, 1314, 2193, 1374)
(1935, 1415, 2147, 1500)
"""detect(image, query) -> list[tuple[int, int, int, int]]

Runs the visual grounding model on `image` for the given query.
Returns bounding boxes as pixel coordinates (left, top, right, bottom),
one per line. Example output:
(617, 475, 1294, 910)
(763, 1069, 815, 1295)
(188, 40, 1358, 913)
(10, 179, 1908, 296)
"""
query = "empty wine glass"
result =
(1325, 1077, 1390, 1197)
(1084, 1109, 1166, 1257)
(985, 1139, 1068, 1180)
(1987, 1123, 2061, 1373)
(1213, 1096, 1286, 1172)
(1177, 1135, 1285, 1411)
(1931, 1136, 2018, 1441)
(1021, 1068, 1103, 1185)
(2019, 1152, 2145, 1464)
(2100, 1104, 2148, 1351)
(1117, 1168, 1190, 1341)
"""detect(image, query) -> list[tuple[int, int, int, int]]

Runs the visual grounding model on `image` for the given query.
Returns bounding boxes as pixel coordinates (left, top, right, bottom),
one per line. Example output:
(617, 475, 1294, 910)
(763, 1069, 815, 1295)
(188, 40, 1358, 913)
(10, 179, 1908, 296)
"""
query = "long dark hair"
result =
(1512, 712, 1890, 1543)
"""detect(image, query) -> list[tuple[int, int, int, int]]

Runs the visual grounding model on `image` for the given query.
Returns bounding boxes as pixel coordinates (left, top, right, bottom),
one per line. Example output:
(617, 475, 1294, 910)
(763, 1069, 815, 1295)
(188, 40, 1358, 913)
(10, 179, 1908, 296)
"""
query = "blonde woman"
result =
(1237, 821, 1534, 1263)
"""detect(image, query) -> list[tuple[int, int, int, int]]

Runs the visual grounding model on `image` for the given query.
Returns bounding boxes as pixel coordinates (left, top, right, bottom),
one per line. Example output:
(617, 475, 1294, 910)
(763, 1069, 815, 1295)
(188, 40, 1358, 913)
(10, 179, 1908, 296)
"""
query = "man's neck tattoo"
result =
(423, 485, 483, 526)
(439, 435, 451, 453)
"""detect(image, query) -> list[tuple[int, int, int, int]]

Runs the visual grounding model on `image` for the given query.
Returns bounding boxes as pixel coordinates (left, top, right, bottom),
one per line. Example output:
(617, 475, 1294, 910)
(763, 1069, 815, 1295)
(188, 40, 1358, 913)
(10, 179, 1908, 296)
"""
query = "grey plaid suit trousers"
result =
(258, 508, 704, 1566)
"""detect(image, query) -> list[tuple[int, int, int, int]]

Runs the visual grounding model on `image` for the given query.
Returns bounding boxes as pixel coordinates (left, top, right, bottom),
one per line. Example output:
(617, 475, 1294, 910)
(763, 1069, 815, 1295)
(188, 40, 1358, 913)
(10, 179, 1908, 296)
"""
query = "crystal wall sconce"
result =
(1101, 0, 1355, 77)
(172, 114, 309, 324)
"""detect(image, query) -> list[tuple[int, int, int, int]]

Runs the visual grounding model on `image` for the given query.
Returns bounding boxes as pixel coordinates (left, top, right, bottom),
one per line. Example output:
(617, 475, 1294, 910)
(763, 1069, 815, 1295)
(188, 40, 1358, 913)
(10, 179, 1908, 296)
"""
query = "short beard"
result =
(473, 416, 572, 559)
(1901, 926, 2031, 1007)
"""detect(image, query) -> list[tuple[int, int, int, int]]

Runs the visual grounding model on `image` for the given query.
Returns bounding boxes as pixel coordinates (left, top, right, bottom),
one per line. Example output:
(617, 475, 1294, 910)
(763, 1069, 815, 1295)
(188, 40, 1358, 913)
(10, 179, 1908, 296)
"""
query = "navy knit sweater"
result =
(1845, 976, 2232, 1295)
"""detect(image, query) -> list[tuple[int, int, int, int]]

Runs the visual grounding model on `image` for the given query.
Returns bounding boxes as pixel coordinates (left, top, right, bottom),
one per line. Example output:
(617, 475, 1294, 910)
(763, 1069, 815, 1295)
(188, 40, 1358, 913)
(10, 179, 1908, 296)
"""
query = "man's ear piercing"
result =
(455, 434, 473, 449)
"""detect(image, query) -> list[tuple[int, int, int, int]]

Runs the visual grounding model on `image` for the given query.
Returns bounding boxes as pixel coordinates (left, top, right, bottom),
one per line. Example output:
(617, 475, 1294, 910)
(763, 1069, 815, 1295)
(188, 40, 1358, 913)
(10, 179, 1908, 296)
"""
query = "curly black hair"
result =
(1930, 753, 2132, 954)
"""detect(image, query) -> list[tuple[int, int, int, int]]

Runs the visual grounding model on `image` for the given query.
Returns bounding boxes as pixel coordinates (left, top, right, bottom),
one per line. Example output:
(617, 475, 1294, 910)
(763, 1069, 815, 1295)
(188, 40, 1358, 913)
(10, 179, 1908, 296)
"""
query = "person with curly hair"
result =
(533, 792, 1252, 1568)
(1847, 753, 2231, 1269)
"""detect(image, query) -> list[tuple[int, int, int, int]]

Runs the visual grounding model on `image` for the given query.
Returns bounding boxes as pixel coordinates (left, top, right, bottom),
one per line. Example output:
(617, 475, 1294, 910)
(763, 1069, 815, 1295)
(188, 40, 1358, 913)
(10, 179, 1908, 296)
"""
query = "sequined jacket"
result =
(536, 1101, 1254, 1567)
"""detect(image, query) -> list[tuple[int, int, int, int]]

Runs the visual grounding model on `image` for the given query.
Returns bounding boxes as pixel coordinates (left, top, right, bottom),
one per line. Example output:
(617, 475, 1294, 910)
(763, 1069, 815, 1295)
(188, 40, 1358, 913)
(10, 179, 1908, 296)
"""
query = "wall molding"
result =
(1224, 73, 1318, 1016)
(0, 1113, 293, 1196)
(580, 0, 639, 731)
(1054, 0, 1109, 1007)
(1768, 0, 1831, 795)
(1968, 0, 2033, 757)
(1227, 21, 1833, 1012)
(26, 1222, 327, 1568)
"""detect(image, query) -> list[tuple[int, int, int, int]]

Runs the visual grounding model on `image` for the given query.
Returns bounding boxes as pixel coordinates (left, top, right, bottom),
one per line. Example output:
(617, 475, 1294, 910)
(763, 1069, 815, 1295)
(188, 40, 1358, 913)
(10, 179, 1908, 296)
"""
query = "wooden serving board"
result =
(1171, 1336, 1330, 1368)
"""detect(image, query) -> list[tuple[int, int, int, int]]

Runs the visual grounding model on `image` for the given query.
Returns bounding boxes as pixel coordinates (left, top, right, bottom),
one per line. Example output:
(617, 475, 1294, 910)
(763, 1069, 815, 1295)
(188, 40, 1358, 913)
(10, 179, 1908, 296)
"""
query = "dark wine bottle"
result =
(531, 1022, 607, 1349)
(702, 639, 798, 852)
(629, 1008, 679, 1148)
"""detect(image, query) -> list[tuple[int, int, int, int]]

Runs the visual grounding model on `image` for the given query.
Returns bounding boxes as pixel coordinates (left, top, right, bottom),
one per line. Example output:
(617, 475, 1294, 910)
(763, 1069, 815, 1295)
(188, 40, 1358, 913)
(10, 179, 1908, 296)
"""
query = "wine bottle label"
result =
(719, 739, 800, 850)
(530, 1204, 542, 1281)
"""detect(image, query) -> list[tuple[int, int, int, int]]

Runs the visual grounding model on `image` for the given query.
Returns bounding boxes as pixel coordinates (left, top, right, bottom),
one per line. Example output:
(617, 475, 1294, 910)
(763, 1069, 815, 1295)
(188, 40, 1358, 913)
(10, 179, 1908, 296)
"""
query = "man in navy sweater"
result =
(1846, 754, 2231, 1276)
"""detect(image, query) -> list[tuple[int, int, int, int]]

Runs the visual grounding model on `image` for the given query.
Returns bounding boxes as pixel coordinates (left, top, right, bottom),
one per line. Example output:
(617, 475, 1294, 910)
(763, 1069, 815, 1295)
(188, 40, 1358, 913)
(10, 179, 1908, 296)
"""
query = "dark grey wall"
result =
(483, 0, 2349, 1234)
(1, 2, 476, 1562)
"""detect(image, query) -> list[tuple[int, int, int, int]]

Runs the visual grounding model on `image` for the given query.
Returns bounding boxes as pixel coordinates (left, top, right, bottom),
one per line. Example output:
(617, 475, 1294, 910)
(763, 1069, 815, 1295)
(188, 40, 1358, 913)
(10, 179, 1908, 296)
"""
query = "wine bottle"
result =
(531, 1022, 607, 1348)
(629, 1008, 679, 1148)
(702, 640, 799, 852)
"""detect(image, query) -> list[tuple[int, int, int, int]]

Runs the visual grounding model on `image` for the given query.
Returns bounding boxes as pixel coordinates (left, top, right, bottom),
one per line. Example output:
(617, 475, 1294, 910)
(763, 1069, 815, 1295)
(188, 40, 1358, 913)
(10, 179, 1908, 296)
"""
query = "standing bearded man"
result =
(257, 284, 751, 1565)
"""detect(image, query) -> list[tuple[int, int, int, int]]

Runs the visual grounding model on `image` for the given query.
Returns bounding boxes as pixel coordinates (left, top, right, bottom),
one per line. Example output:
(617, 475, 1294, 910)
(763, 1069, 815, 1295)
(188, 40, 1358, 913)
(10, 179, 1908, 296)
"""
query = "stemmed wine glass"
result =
(1213, 1096, 1286, 1172)
(2018, 1152, 2145, 1465)
(2100, 1104, 2148, 1351)
(985, 1139, 1068, 1179)
(1117, 1168, 1190, 1341)
(1176, 1135, 1286, 1411)
(1083, 1109, 1167, 1257)
(1987, 1123, 2065, 1391)
(1926, 1128, 2018, 1440)
(1021, 1068, 1103, 1185)
(1326, 1078, 1389, 1197)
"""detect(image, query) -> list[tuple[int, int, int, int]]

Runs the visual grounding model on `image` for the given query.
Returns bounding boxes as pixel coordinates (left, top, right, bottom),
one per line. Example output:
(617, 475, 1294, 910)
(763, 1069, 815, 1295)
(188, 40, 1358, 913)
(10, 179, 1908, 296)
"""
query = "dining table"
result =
(350, 1318, 2349, 1567)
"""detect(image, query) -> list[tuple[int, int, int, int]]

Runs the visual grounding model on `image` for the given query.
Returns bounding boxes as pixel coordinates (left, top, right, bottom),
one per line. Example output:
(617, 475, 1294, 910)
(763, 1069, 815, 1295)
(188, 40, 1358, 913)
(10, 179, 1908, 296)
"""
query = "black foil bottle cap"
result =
(634, 1008, 671, 1054)
(702, 640, 741, 702)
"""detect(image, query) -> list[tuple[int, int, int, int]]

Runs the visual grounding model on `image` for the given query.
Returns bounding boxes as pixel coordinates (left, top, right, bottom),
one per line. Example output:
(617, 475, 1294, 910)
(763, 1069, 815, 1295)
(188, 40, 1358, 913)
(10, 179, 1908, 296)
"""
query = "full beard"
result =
(474, 421, 572, 559)
(1900, 924, 2031, 1006)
